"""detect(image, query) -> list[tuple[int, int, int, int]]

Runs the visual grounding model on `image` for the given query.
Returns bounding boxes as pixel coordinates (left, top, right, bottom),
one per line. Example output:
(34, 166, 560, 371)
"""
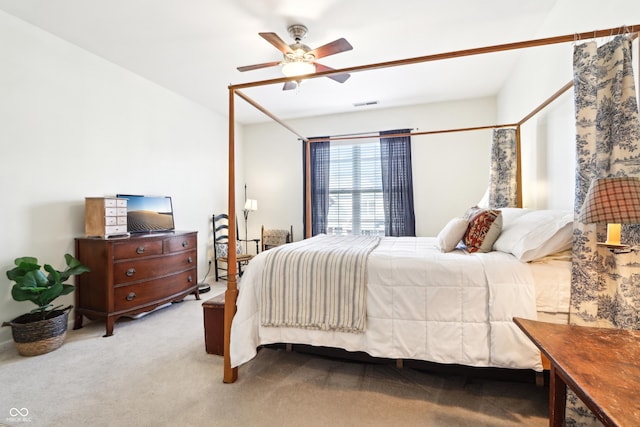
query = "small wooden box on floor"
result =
(203, 293, 225, 356)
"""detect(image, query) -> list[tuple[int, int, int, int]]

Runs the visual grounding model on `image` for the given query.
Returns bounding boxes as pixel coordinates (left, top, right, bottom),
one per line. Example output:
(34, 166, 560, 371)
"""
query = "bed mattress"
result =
(230, 236, 570, 372)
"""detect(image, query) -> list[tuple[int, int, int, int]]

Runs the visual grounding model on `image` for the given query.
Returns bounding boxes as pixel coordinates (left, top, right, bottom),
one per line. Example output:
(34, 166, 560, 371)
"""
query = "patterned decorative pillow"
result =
(263, 229, 290, 247)
(215, 241, 244, 259)
(463, 207, 503, 253)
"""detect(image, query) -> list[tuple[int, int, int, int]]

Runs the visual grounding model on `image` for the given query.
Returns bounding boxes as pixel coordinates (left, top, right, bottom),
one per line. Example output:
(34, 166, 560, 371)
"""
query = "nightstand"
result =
(514, 317, 640, 426)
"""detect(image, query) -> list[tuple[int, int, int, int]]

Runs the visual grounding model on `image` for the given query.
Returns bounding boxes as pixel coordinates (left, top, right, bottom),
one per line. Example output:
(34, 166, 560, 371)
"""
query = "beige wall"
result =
(0, 11, 234, 345)
(241, 97, 496, 242)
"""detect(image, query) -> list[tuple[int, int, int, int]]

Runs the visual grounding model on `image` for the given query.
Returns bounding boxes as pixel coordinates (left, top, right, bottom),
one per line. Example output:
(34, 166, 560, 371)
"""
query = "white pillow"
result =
(493, 209, 573, 262)
(499, 207, 532, 226)
(437, 217, 468, 252)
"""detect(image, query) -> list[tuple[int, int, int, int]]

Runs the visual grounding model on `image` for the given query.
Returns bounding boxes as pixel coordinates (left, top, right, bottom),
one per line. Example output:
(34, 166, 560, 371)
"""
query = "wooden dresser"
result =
(74, 231, 200, 336)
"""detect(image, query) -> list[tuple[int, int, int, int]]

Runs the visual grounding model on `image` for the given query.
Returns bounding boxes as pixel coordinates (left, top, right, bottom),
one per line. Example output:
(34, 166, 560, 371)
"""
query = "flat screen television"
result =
(117, 194, 175, 234)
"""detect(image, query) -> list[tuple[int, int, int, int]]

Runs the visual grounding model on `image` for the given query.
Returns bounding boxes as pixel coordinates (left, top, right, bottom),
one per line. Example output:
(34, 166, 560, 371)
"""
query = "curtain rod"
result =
(304, 123, 518, 143)
(328, 129, 415, 138)
(298, 128, 415, 141)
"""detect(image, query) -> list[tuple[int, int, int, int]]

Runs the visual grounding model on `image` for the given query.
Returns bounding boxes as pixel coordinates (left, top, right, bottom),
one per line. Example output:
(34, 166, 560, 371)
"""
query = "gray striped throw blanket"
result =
(260, 234, 381, 333)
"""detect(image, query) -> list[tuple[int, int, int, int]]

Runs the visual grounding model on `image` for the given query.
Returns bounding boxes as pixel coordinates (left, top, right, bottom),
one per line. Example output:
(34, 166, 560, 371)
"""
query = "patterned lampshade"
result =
(579, 176, 640, 246)
(579, 177, 640, 224)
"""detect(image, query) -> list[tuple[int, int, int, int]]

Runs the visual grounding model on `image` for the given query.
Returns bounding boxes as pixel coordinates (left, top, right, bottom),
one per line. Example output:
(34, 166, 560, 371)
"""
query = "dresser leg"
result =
(103, 318, 115, 337)
(73, 311, 84, 330)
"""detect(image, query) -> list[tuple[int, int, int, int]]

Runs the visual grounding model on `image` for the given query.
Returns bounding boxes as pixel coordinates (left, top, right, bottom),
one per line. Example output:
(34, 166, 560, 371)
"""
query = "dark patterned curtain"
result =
(303, 138, 330, 236)
(570, 35, 640, 426)
(489, 128, 518, 208)
(380, 129, 416, 236)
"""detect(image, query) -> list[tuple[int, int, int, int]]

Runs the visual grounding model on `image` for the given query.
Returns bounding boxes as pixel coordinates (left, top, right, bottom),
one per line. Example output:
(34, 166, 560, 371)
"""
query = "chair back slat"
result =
(213, 213, 253, 281)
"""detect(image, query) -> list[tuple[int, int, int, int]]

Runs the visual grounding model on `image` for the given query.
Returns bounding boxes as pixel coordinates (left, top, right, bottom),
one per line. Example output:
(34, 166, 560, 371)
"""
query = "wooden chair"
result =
(261, 225, 293, 252)
(213, 214, 253, 281)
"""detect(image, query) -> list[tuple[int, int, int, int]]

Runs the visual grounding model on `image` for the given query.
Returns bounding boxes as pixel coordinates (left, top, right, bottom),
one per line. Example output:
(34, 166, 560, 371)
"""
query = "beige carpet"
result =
(0, 282, 548, 427)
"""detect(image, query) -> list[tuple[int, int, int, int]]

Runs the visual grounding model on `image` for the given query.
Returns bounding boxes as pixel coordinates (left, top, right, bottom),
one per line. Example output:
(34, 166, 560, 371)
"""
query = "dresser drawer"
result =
(114, 250, 196, 284)
(165, 234, 197, 253)
(113, 269, 196, 312)
(113, 239, 163, 260)
(105, 225, 128, 235)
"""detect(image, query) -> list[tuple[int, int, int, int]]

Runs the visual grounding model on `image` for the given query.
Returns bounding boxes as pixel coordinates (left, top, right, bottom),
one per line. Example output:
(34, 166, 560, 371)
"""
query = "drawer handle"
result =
(188, 276, 193, 283)
(126, 268, 136, 277)
(136, 246, 145, 254)
(126, 292, 136, 301)
(188, 256, 193, 263)
(182, 240, 189, 248)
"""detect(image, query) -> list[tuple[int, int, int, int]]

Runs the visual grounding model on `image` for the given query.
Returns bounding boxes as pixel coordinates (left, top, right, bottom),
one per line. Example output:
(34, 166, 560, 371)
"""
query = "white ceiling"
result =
(0, 0, 561, 124)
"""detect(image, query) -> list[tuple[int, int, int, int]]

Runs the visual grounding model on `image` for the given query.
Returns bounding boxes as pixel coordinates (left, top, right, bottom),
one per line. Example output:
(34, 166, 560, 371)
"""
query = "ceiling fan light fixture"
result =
(282, 61, 316, 77)
(238, 24, 352, 87)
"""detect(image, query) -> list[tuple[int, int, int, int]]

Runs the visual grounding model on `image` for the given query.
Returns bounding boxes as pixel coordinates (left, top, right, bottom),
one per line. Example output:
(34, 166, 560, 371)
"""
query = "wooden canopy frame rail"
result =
(223, 25, 640, 383)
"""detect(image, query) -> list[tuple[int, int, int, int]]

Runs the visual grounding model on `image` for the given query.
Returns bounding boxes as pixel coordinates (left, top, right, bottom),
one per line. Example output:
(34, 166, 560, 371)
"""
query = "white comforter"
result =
(230, 236, 543, 371)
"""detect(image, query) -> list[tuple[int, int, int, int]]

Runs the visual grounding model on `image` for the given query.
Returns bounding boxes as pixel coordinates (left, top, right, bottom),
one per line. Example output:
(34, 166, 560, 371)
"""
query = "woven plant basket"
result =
(2, 305, 72, 356)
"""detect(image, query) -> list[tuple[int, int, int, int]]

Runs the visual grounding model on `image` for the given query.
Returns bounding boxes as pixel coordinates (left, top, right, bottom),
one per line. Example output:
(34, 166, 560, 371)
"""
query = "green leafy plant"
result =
(6, 254, 90, 319)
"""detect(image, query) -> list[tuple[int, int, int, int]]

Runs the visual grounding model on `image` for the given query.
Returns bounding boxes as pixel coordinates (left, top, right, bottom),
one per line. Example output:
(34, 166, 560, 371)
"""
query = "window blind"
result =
(327, 142, 384, 236)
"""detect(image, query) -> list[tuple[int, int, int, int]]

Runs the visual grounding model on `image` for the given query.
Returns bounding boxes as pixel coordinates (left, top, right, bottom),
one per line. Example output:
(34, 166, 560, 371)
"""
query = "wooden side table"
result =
(514, 317, 640, 426)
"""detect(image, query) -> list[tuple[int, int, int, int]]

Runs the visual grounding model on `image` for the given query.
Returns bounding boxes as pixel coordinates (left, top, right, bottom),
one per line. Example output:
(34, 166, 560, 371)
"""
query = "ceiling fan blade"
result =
(260, 32, 293, 54)
(237, 61, 281, 72)
(283, 81, 298, 91)
(310, 38, 353, 59)
(314, 63, 351, 83)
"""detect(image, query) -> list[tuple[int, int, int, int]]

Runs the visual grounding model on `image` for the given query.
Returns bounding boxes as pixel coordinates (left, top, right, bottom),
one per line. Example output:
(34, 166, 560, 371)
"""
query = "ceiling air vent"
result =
(353, 100, 379, 107)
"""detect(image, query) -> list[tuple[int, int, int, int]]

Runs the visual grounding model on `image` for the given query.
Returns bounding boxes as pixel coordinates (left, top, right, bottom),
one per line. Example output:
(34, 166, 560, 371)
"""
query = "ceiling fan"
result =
(237, 24, 353, 90)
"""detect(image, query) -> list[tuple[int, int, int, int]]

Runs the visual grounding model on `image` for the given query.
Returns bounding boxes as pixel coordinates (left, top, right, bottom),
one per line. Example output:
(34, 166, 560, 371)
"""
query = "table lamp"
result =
(243, 198, 258, 251)
(579, 176, 640, 249)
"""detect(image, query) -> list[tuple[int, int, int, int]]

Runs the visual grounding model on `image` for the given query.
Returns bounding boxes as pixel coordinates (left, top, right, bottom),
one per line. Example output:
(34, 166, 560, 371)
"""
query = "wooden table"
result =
(514, 317, 640, 427)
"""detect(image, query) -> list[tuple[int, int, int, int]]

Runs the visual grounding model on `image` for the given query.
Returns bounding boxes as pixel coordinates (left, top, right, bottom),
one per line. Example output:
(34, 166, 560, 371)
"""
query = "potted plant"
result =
(2, 254, 90, 356)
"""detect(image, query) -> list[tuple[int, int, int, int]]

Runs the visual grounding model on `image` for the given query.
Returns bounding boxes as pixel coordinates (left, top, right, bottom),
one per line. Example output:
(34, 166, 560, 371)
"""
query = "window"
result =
(305, 129, 414, 238)
(327, 142, 385, 236)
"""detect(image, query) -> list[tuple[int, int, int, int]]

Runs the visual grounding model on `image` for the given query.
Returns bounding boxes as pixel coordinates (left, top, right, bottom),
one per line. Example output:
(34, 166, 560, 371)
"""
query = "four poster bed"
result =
(221, 25, 640, 383)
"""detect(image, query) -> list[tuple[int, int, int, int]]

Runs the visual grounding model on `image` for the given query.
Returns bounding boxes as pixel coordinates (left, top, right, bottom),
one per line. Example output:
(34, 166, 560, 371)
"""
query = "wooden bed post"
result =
(305, 139, 311, 238)
(516, 125, 523, 208)
(224, 87, 238, 383)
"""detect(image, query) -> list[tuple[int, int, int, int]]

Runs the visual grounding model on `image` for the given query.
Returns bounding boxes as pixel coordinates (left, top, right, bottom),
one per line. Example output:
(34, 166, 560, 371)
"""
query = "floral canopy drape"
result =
(488, 128, 518, 208)
(570, 35, 640, 426)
